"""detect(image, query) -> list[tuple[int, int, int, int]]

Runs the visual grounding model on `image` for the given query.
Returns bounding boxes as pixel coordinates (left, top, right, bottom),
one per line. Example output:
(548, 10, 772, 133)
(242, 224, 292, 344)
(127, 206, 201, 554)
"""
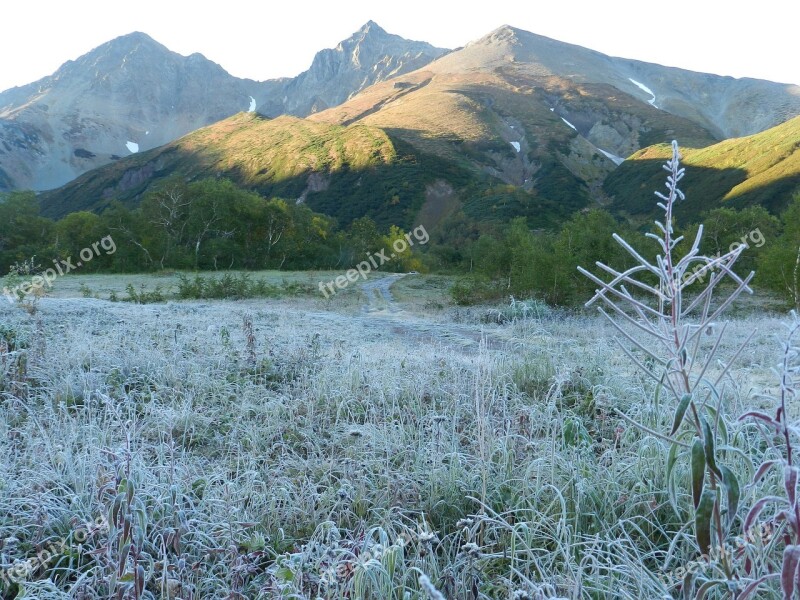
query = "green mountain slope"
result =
(605, 115, 800, 222)
(40, 109, 600, 230)
(39, 113, 450, 228)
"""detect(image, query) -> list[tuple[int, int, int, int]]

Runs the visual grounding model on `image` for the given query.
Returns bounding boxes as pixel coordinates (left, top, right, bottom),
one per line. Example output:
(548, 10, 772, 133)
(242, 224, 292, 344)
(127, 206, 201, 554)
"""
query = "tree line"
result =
(0, 178, 424, 275)
(443, 193, 800, 308)
(2, 178, 799, 308)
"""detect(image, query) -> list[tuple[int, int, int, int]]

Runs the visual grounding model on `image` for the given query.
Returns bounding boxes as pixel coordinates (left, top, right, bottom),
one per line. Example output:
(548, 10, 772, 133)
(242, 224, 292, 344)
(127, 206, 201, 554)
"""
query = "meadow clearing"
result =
(0, 267, 795, 599)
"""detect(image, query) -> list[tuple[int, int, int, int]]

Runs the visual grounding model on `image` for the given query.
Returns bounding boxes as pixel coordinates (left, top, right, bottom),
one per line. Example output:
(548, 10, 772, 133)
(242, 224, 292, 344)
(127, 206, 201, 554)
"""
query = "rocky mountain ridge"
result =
(0, 23, 447, 191)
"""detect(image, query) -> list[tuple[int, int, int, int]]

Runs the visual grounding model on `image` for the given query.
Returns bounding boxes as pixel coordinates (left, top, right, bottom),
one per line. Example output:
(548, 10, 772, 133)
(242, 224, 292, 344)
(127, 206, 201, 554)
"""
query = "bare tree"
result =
(189, 201, 228, 269)
(149, 186, 191, 269)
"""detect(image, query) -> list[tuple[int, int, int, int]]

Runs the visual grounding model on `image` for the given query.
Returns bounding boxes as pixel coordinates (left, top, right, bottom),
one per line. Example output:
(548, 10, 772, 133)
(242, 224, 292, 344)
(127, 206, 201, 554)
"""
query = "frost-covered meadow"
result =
(0, 273, 793, 599)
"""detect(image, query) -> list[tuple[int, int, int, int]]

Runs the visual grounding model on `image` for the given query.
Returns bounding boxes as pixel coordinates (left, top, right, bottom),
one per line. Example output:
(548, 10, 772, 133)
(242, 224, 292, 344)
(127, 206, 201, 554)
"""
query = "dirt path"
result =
(358, 274, 510, 351)
(360, 273, 406, 314)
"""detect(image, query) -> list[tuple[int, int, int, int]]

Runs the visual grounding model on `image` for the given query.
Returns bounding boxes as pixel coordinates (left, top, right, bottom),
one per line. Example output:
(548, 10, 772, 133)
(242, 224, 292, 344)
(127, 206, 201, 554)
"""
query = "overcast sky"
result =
(2, 0, 797, 92)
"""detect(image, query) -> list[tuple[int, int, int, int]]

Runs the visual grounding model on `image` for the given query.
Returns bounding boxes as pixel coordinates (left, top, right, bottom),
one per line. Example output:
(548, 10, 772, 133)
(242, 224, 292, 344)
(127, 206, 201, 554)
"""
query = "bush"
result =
(482, 296, 555, 324)
(124, 283, 166, 304)
(176, 273, 313, 300)
(0, 324, 28, 352)
(450, 276, 504, 305)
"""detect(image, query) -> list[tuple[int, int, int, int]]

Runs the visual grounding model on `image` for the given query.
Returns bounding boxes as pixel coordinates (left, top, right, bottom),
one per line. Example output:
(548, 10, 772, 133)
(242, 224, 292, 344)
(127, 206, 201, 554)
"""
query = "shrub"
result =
(579, 141, 756, 596)
(176, 273, 313, 300)
(450, 276, 503, 305)
(0, 324, 28, 352)
(124, 283, 166, 304)
(2, 257, 46, 313)
(482, 296, 554, 324)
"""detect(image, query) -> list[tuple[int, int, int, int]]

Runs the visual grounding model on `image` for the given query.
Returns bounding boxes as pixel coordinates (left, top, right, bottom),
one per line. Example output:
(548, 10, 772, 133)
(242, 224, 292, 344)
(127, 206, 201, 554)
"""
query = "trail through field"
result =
(359, 274, 508, 351)
(361, 273, 404, 314)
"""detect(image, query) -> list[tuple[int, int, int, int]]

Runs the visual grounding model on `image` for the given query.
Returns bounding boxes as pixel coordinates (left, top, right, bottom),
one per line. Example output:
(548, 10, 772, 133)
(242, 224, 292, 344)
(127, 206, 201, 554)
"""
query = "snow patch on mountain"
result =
(561, 117, 577, 131)
(248, 96, 256, 112)
(629, 78, 657, 107)
(510, 141, 520, 152)
(125, 141, 139, 153)
(597, 147, 624, 165)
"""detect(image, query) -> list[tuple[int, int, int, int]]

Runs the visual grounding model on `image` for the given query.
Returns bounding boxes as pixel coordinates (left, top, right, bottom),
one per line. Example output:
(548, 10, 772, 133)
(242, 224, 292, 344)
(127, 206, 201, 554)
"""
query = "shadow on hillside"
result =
(604, 160, 749, 223)
(728, 173, 800, 215)
(38, 139, 476, 230)
(39, 126, 595, 231)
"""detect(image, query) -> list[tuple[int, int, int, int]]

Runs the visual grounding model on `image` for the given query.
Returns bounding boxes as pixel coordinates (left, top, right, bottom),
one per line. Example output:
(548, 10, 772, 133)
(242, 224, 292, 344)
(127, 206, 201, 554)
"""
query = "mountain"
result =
(605, 115, 800, 223)
(40, 25, 800, 228)
(0, 24, 447, 192)
(414, 26, 800, 139)
(0, 32, 260, 191)
(308, 26, 800, 222)
(307, 26, 719, 206)
(260, 21, 448, 116)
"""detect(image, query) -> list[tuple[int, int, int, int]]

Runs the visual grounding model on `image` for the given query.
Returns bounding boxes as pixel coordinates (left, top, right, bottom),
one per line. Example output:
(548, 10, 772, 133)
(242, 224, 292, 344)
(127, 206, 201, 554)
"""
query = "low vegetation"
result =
(174, 273, 312, 301)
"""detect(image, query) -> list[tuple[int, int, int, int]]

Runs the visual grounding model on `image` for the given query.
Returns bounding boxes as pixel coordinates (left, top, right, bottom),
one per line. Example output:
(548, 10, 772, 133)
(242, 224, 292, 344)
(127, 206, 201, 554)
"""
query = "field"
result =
(0, 270, 794, 599)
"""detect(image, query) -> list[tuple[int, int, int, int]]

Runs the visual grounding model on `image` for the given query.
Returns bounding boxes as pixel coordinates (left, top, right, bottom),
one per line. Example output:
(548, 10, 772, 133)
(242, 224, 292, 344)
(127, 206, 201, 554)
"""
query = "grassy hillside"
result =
(606, 115, 800, 222)
(39, 113, 476, 229)
(38, 109, 602, 231)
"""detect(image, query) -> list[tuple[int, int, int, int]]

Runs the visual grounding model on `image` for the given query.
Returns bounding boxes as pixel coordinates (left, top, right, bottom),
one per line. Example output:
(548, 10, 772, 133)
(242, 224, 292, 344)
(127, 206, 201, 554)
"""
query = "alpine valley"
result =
(2, 22, 799, 229)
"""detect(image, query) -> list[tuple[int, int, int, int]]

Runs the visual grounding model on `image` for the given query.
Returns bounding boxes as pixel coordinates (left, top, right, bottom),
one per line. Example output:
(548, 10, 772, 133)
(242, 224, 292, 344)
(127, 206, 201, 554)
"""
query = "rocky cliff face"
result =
(0, 25, 448, 192)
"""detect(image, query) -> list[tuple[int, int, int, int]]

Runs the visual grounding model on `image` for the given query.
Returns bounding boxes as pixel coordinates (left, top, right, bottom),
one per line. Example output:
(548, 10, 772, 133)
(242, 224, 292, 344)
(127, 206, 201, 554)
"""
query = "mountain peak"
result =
(473, 24, 526, 46)
(103, 31, 164, 51)
(42, 31, 175, 85)
(114, 31, 156, 42)
(282, 23, 448, 115)
(63, 31, 174, 69)
(358, 20, 386, 35)
(492, 24, 521, 35)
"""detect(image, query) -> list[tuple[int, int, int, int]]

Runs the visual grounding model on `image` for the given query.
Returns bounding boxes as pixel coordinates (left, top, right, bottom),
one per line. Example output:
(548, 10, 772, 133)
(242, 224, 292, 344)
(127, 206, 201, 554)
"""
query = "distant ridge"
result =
(0, 24, 447, 191)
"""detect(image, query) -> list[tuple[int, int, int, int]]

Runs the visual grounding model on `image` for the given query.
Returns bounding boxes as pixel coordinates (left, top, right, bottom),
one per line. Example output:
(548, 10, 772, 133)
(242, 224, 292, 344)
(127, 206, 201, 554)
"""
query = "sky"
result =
(1, 0, 797, 92)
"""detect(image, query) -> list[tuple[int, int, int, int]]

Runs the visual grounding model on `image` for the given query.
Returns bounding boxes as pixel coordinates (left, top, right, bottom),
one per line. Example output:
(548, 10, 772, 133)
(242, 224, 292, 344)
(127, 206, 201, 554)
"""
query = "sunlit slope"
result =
(605, 115, 800, 222)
